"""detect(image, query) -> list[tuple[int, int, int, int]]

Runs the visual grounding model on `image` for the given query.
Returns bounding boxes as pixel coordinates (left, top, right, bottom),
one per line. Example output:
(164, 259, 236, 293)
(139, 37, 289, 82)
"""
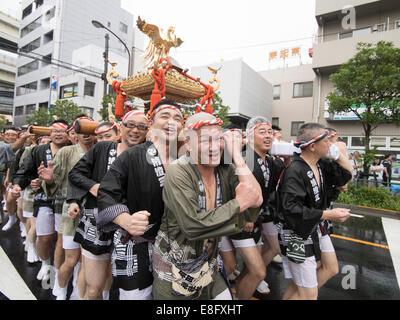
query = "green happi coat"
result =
(43, 143, 86, 236)
(152, 155, 259, 300)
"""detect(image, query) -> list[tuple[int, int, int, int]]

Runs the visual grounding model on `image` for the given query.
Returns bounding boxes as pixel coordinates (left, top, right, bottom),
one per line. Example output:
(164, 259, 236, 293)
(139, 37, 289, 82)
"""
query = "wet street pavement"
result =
(1, 212, 399, 300)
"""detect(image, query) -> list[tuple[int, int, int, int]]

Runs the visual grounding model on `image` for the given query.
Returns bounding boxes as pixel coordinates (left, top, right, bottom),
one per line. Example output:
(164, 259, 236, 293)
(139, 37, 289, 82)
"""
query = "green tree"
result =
(98, 93, 117, 121)
(326, 41, 400, 177)
(27, 100, 86, 126)
(0, 115, 8, 132)
(184, 91, 231, 126)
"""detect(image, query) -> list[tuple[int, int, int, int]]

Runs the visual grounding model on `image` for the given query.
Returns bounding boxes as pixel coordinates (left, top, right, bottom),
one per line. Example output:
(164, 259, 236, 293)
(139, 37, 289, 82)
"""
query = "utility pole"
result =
(102, 33, 110, 96)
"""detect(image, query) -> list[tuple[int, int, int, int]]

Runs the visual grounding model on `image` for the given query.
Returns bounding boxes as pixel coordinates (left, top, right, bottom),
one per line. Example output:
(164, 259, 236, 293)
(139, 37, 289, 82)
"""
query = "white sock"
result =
(73, 262, 80, 288)
(2, 214, 17, 231)
(52, 269, 60, 296)
(56, 286, 67, 300)
(257, 280, 270, 293)
(20, 222, 27, 237)
(102, 290, 110, 300)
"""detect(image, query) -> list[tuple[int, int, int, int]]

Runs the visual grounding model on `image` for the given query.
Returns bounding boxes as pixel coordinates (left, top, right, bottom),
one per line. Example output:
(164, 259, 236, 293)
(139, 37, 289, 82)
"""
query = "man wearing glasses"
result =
(66, 111, 148, 300)
(12, 120, 70, 282)
(97, 100, 184, 300)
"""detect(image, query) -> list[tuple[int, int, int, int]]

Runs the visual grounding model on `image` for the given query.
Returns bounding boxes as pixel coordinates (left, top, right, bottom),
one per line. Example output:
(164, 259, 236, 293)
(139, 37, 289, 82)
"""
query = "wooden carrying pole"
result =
(74, 120, 100, 135)
(29, 126, 51, 135)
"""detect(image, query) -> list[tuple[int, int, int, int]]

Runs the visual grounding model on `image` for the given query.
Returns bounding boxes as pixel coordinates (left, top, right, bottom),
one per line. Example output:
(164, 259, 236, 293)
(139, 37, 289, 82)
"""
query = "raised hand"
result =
(38, 161, 54, 184)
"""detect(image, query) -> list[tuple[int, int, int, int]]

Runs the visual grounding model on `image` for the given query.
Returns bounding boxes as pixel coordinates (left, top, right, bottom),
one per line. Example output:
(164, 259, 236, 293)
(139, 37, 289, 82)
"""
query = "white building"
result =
(13, 0, 137, 125)
(0, 11, 19, 116)
(191, 58, 273, 128)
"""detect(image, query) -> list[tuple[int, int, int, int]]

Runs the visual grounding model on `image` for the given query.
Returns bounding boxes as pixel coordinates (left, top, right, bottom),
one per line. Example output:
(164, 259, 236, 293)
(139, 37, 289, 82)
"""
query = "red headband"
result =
(148, 105, 183, 120)
(295, 130, 329, 149)
(122, 111, 149, 123)
(328, 131, 338, 138)
(247, 122, 271, 134)
(185, 118, 223, 131)
(51, 122, 68, 129)
(94, 123, 118, 135)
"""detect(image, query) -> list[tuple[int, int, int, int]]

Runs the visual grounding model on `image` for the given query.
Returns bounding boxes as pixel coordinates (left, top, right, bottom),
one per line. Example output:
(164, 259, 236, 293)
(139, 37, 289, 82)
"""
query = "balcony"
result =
(312, 27, 400, 71)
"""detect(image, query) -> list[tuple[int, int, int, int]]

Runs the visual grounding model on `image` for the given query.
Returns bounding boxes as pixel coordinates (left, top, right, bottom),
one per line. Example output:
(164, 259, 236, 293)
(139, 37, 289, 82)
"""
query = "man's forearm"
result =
(233, 152, 262, 195)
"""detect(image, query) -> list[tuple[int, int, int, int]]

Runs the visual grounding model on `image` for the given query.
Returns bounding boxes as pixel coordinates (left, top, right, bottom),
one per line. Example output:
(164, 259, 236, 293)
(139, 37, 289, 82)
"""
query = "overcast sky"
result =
(1, 0, 318, 71)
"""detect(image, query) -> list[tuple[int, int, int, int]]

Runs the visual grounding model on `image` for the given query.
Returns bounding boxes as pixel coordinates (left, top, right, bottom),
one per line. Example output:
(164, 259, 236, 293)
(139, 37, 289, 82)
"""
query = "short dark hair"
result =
(385, 154, 392, 159)
(151, 100, 181, 114)
(3, 125, 18, 133)
(272, 125, 281, 131)
(297, 123, 325, 144)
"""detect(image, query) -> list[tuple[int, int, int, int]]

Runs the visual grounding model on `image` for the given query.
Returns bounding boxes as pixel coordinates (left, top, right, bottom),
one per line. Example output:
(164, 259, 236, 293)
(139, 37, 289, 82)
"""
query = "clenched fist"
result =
(68, 203, 81, 219)
(114, 211, 151, 236)
(235, 182, 263, 212)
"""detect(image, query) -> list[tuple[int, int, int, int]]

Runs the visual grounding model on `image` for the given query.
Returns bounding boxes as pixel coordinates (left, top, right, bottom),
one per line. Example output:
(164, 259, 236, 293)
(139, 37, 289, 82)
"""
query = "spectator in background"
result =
(368, 158, 384, 188)
(382, 154, 393, 191)
(352, 151, 363, 180)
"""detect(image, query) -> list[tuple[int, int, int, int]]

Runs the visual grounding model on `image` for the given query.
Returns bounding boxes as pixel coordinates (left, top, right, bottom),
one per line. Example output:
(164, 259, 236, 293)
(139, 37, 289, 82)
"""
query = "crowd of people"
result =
(0, 100, 354, 300)
(348, 151, 394, 189)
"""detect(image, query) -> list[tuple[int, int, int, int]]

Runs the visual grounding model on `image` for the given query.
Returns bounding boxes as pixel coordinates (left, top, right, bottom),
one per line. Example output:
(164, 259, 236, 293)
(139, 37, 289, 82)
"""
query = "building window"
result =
(21, 16, 42, 38)
(390, 137, 400, 148)
(351, 137, 366, 147)
(38, 102, 49, 110)
(22, 4, 33, 19)
(273, 85, 281, 100)
(35, 0, 44, 9)
(84, 80, 95, 97)
(60, 83, 78, 99)
(20, 37, 41, 53)
(16, 81, 38, 96)
(43, 30, 54, 45)
(339, 137, 348, 145)
(45, 7, 56, 21)
(80, 107, 94, 118)
(18, 60, 39, 76)
(120, 22, 128, 34)
(291, 121, 304, 136)
(370, 137, 386, 148)
(40, 78, 50, 90)
(25, 104, 36, 115)
(15, 106, 24, 116)
(42, 54, 52, 67)
(293, 82, 313, 98)
(339, 31, 352, 40)
(353, 27, 371, 37)
(272, 117, 279, 127)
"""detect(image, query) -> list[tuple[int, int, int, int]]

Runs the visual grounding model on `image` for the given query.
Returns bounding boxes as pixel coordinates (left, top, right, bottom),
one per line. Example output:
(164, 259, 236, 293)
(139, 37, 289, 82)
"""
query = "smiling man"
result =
(66, 111, 148, 300)
(96, 100, 184, 300)
(12, 120, 70, 282)
(39, 116, 97, 300)
(152, 112, 262, 300)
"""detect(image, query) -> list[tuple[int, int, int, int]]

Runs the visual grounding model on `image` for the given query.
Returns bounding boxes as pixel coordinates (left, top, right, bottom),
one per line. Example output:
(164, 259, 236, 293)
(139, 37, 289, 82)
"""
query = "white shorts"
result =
(220, 236, 262, 252)
(23, 210, 34, 218)
(282, 255, 318, 288)
(119, 285, 153, 300)
(36, 208, 62, 236)
(262, 222, 279, 236)
(82, 248, 111, 261)
(319, 235, 335, 253)
(62, 235, 80, 250)
(213, 288, 232, 300)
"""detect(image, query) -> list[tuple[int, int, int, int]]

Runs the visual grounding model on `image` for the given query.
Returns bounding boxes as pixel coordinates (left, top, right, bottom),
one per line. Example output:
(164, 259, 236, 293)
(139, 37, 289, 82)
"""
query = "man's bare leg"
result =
(317, 251, 339, 288)
(84, 255, 111, 300)
(57, 248, 81, 299)
(234, 246, 266, 300)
